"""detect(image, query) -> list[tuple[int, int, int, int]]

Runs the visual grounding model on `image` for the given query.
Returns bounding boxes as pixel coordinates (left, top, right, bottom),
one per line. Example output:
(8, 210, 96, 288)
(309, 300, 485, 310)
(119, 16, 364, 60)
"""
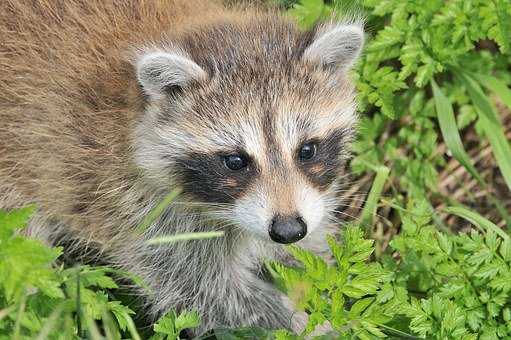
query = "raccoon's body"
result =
(0, 0, 363, 335)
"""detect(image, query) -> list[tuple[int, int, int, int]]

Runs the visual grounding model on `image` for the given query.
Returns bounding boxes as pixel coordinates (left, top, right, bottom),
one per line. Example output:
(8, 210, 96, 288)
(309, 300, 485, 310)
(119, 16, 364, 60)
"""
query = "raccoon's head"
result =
(134, 17, 364, 244)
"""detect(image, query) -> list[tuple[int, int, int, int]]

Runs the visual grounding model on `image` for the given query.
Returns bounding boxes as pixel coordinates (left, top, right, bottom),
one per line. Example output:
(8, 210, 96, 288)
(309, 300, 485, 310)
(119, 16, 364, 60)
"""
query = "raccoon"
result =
(0, 0, 364, 335)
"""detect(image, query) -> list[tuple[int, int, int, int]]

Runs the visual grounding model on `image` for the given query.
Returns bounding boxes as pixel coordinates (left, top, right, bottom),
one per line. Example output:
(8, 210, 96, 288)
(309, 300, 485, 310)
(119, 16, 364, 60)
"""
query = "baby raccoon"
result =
(0, 0, 363, 335)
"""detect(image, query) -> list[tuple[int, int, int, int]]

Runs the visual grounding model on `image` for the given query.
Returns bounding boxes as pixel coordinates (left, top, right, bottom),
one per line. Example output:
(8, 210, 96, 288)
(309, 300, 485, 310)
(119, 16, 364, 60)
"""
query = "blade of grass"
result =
(85, 313, 103, 340)
(13, 291, 27, 340)
(137, 188, 181, 233)
(101, 307, 120, 340)
(35, 304, 65, 340)
(476, 74, 511, 110)
(358, 163, 389, 234)
(76, 270, 84, 338)
(104, 267, 151, 293)
(457, 72, 511, 192)
(123, 312, 142, 340)
(494, 0, 511, 52)
(147, 231, 225, 245)
(444, 206, 509, 241)
(432, 78, 511, 228)
(377, 323, 422, 339)
(431, 79, 484, 183)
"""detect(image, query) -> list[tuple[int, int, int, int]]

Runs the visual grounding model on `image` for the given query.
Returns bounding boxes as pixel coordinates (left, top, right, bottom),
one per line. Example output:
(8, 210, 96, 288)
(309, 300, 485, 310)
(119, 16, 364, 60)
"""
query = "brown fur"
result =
(0, 0, 235, 243)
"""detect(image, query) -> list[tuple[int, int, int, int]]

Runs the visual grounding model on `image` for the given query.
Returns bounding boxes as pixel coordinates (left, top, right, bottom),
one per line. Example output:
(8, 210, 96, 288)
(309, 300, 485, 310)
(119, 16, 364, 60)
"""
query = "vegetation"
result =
(1, 0, 510, 338)
(0, 205, 200, 340)
(270, 0, 511, 338)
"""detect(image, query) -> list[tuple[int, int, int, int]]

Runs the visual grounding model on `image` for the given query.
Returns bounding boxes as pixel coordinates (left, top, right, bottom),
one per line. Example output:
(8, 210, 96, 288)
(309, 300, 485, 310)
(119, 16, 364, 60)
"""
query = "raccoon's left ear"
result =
(136, 50, 207, 98)
(302, 22, 364, 72)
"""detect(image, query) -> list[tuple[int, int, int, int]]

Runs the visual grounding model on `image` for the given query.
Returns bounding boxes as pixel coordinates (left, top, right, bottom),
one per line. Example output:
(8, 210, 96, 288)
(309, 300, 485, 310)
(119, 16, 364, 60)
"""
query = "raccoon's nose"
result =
(269, 215, 307, 244)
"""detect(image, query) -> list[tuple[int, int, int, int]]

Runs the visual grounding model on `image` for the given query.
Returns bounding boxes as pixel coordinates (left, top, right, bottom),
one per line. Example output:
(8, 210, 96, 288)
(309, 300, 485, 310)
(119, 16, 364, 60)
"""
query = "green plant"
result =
(390, 201, 511, 339)
(0, 206, 199, 339)
(260, 199, 511, 339)
(355, 0, 511, 218)
(151, 310, 200, 340)
(269, 225, 410, 339)
(268, 1, 511, 338)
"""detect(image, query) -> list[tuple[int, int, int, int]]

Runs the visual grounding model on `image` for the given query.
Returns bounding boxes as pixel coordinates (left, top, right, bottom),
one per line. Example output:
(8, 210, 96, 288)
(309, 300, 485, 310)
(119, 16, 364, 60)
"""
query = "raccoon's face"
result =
(135, 19, 364, 244)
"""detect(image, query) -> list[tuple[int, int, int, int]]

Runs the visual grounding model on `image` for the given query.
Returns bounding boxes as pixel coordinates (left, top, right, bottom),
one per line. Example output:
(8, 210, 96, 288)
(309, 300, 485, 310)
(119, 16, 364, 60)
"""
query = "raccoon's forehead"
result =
(177, 18, 313, 73)
(157, 78, 356, 158)
(145, 16, 361, 155)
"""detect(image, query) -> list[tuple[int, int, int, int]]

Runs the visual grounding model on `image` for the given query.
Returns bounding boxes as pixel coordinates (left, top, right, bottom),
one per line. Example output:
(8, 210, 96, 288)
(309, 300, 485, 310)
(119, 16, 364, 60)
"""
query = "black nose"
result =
(269, 215, 307, 244)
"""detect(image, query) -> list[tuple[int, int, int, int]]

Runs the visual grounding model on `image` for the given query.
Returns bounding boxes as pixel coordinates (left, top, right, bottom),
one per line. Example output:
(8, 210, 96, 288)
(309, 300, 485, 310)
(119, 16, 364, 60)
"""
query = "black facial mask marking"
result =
(296, 129, 348, 189)
(175, 151, 259, 203)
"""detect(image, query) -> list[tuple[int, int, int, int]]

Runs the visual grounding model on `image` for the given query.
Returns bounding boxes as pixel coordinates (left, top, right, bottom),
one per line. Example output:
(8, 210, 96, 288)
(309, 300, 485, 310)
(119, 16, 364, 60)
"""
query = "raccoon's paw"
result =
(291, 312, 335, 339)
(289, 309, 308, 334)
(307, 320, 334, 338)
(282, 296, 335, 337)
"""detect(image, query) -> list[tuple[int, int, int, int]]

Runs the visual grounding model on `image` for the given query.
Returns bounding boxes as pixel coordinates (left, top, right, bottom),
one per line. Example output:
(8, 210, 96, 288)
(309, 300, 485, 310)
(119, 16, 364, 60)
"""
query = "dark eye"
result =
(298, 142, 317, 161)
(224, 154, 248, 171)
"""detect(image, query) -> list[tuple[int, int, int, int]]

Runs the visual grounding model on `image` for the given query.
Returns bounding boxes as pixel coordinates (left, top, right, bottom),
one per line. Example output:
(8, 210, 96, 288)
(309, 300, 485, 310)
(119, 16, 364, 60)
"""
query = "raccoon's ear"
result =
(136, 51, 207, 98)
(302, 22, 364, 72)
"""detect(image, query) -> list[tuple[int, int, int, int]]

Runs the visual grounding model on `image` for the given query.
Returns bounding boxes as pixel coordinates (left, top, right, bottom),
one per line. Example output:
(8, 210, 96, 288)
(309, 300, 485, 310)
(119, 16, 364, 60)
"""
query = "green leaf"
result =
(458, 71, 511, 192)
(342, 285, 366, 299)
(431, 79, 484, 184)
(79, 267, 118, 289)
(348, 297, 374, 318)
(305, 311, 327, 334)
(174, 310, 200, 333)
(358, 165, 390, 233)
(153, 312, 177, 338)
(287, 0, 327, 29)
(493, 0, 511, 52)
(437, 232, 453, 255)
(415, 63, 435, 88)
(108, 301, 135, 332)
(499, 237, 511, 261)
(444, 206, 509, 241)
(476, 74, 511, 111)
(367, 26, 404, 52)
(0, 205, 36, 240)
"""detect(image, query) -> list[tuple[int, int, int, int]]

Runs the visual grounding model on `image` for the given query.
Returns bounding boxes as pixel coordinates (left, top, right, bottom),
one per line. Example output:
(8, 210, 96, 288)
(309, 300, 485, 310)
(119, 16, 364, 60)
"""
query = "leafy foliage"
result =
(353, 0, 511, 205)
(269, 226, 409, 339)
(389, 200, 511, 339)
(265, 200, 511, 339)
(151, 310, 200, 340)
(266, 0, 511, 338)
(0, 207, 198, 339)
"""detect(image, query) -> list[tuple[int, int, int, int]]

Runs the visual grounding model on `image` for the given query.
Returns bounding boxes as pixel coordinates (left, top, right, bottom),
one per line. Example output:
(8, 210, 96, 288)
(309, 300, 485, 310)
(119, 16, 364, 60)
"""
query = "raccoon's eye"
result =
(224, 154, 248, 171)
(298, 142, 317, 161)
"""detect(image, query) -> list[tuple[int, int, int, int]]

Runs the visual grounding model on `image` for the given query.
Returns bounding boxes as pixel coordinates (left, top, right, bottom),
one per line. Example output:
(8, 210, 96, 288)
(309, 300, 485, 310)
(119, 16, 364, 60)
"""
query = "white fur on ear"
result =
(303, 22, 364, 72)
(136, 51, 207, 98)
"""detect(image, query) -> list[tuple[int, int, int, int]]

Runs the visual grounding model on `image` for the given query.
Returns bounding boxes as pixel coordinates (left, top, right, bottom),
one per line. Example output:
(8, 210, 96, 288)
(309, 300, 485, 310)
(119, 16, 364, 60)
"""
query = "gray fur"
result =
(137, 50, 208, 99)
(303, 22, 365, 71)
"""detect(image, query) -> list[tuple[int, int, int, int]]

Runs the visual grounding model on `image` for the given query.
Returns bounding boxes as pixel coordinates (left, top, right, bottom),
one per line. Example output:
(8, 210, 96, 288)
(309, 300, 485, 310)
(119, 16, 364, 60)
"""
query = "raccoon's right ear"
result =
(136, 51, 207, 98)
(302, 22, 364, 73)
